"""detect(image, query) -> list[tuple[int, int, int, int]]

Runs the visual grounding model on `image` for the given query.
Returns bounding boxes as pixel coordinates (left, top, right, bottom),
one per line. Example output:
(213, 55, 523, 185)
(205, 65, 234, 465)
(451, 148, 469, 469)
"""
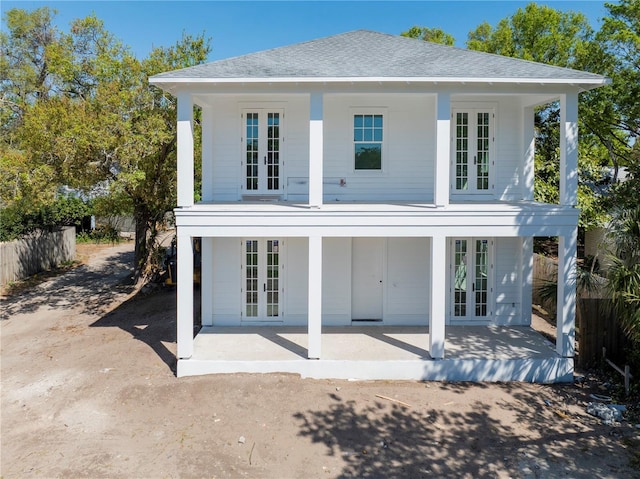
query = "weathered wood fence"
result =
(0, 227, 76, 285)
(533, 253, 628, 368)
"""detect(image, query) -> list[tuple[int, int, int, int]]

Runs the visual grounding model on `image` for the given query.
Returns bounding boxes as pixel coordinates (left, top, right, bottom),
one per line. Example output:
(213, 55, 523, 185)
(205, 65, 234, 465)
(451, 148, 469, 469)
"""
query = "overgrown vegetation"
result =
(0, 195, 90, 242)
(0, 7, 209, 284)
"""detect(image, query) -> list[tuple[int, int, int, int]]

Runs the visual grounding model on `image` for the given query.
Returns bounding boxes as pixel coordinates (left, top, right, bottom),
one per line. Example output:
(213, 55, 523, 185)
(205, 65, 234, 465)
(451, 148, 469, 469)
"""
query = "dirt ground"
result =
(1, 242, 639, 479)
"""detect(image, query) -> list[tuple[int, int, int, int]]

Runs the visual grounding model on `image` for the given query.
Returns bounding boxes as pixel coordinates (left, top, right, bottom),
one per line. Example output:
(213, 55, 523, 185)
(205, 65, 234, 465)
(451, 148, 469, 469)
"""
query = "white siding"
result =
(322, 94, 434, 201)
(495, 98, 523, 201)
(322, 238, 352, 325)
(494, 237, 524, 324)
(385, 237, 430, 325)
(283, 237, 308, 325)
(204, 95, 309, 202)
(211, 238, 242, 325)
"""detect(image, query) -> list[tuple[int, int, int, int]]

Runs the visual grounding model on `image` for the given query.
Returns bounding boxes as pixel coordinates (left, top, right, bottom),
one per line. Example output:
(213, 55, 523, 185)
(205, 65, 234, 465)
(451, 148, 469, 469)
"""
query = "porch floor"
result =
(180, 326, 573, 383)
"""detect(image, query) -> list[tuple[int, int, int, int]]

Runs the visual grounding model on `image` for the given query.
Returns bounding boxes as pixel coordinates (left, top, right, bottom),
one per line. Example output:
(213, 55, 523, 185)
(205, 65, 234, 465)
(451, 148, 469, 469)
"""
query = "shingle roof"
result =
(150, 30, 606, 84)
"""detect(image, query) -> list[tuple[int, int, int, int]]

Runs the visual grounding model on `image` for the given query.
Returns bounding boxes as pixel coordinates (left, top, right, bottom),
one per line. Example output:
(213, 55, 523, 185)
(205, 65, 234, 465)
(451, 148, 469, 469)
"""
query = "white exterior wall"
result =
(208, 236, 435, 327)
(495, 99, 524, 201)
(385, 237, 430, 324)
(322, 94, 434, 202)
(203, 95, 309, 202)
(201, 93, 531, 204)
(494, 237, 525, 325)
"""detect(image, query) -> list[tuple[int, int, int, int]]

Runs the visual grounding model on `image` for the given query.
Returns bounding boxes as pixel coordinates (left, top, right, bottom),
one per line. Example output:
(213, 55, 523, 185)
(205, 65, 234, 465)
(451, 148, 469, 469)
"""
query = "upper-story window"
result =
(354, 114, 383, 170)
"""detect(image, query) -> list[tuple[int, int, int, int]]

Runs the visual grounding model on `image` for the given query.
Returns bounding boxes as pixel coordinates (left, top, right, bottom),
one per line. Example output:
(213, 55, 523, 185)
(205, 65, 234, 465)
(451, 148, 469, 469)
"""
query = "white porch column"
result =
(523, 106, 535, 201)
(309, 93, 324, 208)
(177, 232, 194, 359)
(308, 235, 322, 359)
(556, 230, 577, 357)
(559, 92, 578, 206)
(429, 235, 447, 359)
(434, 92, 451, 207)
(200, 237, 214, 326)
(177, 90, 194, 207)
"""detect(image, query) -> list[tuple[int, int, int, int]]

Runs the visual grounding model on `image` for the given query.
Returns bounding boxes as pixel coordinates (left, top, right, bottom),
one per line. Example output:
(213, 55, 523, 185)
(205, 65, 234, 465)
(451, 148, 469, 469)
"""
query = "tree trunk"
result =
(133, 208, 150, 285)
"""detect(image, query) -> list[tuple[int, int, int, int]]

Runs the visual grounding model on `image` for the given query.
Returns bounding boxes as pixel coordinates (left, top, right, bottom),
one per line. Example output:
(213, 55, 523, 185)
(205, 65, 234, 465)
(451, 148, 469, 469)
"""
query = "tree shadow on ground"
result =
(294, 383, 638, 478)
(1, 250, 134, 319)
(89, 287, 200, 375)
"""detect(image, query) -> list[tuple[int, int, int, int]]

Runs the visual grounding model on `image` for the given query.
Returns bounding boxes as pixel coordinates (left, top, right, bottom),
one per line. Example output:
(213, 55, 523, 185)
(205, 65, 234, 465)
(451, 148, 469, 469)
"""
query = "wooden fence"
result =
(0, 227, 76, 286)
(532, 253, 628, 368)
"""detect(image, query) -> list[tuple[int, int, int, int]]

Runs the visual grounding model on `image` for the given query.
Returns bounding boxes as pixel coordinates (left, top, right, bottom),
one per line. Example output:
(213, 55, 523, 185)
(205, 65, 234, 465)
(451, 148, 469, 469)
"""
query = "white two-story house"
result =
(150, 30, 607, 381)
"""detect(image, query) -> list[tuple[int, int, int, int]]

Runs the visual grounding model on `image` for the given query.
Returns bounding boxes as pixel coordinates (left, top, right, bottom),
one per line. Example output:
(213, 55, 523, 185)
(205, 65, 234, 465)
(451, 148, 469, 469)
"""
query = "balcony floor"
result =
(178, 325, 572, 383)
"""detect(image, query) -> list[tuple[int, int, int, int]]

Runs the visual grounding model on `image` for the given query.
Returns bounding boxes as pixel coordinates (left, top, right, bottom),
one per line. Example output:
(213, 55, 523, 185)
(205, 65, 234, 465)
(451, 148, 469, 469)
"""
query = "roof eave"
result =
(148, 76, 610, 95)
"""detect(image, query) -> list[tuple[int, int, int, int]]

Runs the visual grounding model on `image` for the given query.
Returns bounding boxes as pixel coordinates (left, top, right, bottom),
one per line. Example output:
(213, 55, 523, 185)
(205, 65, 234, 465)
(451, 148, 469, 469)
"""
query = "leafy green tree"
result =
(2, 7, 210, 283)
(465, 3, 607, 229)
(467, 4, 592, 66)
(401, 26, 455, 45)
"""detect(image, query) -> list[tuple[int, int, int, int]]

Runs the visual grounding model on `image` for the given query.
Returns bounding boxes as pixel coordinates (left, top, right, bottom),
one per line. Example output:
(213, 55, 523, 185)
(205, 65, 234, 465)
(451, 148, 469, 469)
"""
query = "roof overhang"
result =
(149, 76, 610, 96)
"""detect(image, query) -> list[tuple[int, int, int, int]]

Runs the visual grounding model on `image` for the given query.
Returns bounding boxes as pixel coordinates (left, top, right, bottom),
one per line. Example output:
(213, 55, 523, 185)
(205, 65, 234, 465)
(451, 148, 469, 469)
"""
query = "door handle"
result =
(264, 156, 266, 165)
(264, 283, 266, 292)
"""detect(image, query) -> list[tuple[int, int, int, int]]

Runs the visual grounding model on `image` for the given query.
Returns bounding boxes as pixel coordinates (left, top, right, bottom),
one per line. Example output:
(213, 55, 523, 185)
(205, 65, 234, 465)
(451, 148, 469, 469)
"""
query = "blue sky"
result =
(3, 1, 610, 61)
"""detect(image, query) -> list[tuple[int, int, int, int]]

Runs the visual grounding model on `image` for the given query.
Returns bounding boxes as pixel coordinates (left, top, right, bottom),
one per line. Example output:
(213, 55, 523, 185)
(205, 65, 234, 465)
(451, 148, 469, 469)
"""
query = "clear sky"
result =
(2, 1, 610, 61)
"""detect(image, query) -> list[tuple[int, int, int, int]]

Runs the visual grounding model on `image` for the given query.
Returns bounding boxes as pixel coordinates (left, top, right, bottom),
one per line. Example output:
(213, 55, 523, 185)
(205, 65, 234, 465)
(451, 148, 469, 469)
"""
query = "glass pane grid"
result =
(476, 112, 490, 190)
(266, 240, 279, 317)
(267, 113, 280, 190)
(453, 240, 468, 317)
(245, 241, 259, 317)
(245, 113, 259, 190)
(455, 113, 469, 190)
(354, 114, 383, 170)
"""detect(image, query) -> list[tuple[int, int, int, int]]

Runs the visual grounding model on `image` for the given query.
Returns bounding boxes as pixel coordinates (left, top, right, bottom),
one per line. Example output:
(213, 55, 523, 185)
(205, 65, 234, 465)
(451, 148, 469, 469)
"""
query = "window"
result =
(354, 114, 383, 170)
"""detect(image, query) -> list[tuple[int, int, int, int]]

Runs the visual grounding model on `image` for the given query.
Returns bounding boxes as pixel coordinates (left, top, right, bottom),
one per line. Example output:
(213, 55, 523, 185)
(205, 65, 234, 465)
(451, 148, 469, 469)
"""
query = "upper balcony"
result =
(176, 90, 579, 212)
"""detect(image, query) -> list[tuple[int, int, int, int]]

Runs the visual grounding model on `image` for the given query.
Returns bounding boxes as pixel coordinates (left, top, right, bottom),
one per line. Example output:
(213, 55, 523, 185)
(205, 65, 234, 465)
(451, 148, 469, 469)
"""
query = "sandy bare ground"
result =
(1, 242, 639, 479)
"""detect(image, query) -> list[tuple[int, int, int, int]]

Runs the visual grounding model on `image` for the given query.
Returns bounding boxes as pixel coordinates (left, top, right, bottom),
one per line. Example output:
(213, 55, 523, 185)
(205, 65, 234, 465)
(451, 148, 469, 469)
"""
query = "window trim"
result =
(350, 107, 388, 175)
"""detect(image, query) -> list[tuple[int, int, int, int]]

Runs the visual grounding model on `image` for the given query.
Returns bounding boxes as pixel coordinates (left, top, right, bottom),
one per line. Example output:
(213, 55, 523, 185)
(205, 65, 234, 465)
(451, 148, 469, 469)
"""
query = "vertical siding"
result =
(385, 237, 430, 324)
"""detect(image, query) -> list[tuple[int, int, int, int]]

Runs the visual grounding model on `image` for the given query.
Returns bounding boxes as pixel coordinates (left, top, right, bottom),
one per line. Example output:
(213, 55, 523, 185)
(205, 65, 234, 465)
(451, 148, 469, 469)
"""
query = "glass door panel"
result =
(243, 239, 282, 321)
(451, 238, 491, 321)
(243, 110, 283, 196)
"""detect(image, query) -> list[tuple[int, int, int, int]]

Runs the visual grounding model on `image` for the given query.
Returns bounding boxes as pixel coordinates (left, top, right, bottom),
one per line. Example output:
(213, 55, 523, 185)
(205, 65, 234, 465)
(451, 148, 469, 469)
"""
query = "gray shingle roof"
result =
(150, 30, 606, 84)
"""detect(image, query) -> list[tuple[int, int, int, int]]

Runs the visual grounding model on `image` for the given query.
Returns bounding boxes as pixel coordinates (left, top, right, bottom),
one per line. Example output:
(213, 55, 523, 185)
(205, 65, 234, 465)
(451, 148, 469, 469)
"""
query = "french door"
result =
(451, 108, 494, 195)
(242, 109, 283, 195)
(242, 239, 282, 321)
(450, 238, 492, 321)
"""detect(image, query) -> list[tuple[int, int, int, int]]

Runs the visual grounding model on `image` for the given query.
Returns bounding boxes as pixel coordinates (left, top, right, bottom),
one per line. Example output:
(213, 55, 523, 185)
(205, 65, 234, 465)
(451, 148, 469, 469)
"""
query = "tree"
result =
(465, 3, 607, 229)
(2, 7, 210, 283)
(401, 26, 455, 45)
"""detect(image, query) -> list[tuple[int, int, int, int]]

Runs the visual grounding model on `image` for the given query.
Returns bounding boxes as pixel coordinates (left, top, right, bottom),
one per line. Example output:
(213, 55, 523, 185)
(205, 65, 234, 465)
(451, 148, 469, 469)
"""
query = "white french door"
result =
(242, 239, 283, 321)
(451, 108, 494, 196)
(242, 109, 283, 195)
(450, 238, 493, 322)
